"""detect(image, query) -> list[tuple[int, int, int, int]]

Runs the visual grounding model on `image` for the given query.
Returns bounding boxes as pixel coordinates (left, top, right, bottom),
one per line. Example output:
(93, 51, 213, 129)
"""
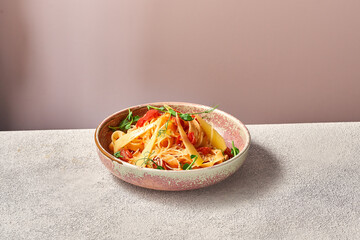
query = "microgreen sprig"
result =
(150, 159, 165, 170)
(135, 151, 165, 170)
(182, 154, 198, 170)
(157, 115, 171, 138)
(109, 109, 140, 132)
(114, 151, 123, 158)
(147, 106, 166, 111)
(231, 141, 239, 156)
(136, 151, 152, 166)
(147, 105, 218, 121)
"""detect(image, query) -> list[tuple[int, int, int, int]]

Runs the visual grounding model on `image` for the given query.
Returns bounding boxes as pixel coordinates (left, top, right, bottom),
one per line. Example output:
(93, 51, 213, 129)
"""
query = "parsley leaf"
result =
(183, 155, 198, 170)
(147, 105, 166, 112)
(179, 114, 194, 121)
(231, 141, 239, 156)
(182, 163, 190, 170)
(150, 159, 165, 170)
(109, 109, 140, 132)
(114, 151, 123, 158)
(133, 115, 140, 122)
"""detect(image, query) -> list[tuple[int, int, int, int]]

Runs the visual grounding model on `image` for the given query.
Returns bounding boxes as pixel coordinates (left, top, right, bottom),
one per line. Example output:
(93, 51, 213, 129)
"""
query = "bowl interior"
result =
(96, 102, 250, 167)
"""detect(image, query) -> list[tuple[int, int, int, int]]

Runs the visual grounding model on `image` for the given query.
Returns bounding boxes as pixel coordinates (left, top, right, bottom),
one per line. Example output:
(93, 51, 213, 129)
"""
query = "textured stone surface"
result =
(1, 123, 359, 239)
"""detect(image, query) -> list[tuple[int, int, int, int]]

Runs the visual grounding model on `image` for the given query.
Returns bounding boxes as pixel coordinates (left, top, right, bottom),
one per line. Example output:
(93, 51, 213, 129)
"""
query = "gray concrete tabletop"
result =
(1, 122, 359, 240)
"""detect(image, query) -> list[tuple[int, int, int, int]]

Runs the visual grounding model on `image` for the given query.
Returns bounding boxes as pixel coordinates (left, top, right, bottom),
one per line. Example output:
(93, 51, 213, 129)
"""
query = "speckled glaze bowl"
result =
(95, 102, 250, 191)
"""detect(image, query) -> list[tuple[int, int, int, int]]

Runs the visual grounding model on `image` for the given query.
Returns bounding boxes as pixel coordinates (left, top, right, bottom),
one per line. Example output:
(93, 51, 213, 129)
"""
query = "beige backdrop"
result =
(1, 0, 360, 130)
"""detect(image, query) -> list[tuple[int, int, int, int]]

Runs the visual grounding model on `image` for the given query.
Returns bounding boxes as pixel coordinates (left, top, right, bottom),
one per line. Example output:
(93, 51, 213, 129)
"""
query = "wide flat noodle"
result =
(111, 130, 125, 143)
(200, 150, 224, 168)
(113, 120, 157, 152)
(176, 115, 204, 166)
(188, 119, 207, 148)
(135, 114, 169, 166)
(196, 115, 227, 151)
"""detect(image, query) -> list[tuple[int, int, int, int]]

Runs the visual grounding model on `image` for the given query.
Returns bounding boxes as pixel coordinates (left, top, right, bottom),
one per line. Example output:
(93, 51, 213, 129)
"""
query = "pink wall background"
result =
(1, 0, 360, 130)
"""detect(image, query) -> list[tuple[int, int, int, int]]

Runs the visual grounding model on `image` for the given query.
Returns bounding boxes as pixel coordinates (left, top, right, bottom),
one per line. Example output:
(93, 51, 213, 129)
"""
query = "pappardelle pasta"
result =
(109, 105, 239, 170)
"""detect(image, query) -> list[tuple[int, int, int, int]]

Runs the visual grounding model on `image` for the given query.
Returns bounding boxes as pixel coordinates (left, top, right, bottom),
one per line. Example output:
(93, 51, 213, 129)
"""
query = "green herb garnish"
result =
(147, 105, 218, 121)
(157, 115, 171, 138)
(147, 106, 166, 112)
(181, 163, 189, 170)
(114, 151, 123, 158)
(150, 159, 165, 170)
(135, 151, 156, 167)
(182, 155, 198, 170)
(135, 151, 164, 170)
(231, 141, 239, 156)
(109, 109, 140, 131)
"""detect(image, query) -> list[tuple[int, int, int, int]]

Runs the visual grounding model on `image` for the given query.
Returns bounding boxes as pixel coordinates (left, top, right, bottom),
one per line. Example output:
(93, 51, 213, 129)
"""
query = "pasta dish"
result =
(109, 105, 239, 170)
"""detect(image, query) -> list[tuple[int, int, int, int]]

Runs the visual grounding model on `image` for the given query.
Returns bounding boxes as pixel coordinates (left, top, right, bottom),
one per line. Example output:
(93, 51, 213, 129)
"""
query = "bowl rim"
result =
(94, 101, 251, 173)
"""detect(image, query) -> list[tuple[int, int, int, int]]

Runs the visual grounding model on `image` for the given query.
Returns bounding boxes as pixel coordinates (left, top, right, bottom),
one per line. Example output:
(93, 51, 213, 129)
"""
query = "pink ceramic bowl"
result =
(95, 102, 250, 191)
